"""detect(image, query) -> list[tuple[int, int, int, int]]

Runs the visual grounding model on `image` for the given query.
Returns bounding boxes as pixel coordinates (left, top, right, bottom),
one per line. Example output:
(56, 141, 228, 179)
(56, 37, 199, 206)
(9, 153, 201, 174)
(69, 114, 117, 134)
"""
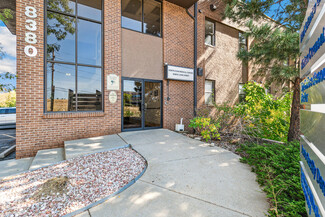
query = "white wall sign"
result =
(107, 74, 119, 90)
(109, 91, 117, 104)
(164, 65, 194, 82)
(24, 6, 38, 57)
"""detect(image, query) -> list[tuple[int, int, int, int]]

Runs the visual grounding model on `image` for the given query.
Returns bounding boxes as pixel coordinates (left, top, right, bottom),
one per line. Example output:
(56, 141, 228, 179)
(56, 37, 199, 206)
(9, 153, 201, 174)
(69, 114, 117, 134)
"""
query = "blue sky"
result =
(0, 20, 16, 89)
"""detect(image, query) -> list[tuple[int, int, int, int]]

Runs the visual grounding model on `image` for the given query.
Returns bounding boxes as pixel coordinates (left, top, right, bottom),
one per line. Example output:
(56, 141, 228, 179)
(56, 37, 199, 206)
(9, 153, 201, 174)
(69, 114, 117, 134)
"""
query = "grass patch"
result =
(237, 141, 307, 217)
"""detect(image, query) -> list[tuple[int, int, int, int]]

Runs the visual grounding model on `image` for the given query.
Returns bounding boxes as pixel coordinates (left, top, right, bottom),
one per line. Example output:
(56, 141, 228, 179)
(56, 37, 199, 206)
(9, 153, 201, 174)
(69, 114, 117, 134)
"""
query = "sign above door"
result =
(164, 65, 194, 82)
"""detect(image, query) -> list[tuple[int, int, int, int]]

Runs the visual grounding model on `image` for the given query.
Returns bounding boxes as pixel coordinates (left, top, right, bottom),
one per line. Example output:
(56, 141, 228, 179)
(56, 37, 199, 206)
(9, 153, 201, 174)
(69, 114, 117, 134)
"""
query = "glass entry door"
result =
(122, 79, 162, 131)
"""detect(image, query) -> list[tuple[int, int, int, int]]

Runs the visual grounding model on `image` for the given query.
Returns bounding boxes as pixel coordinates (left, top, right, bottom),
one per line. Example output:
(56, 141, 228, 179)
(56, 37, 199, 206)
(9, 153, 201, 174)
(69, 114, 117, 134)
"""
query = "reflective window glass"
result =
(47, 0, 76, 15)
(46, 0, 102, 112)
(122, 0, 142, 32)
(123, 80, 142, 129)
(205, 80, 215, 105)
(205, 19, 215, 46)
(143, 0, 161, 37)
(78, 20, 101, 66)
(47, 12, 76, 62)
(77, 0, 102, 21)
(46, 63, 76, 112)
(77, 66, 102, 111)
(239, 32, 247, 51)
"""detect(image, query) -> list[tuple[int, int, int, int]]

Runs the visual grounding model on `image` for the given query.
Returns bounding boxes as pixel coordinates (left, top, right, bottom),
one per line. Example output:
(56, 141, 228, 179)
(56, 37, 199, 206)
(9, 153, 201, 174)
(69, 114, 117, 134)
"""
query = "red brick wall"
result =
(162, 1, 196, 131)
(16, 0, 122, 158)
(15, 0, 250, 158)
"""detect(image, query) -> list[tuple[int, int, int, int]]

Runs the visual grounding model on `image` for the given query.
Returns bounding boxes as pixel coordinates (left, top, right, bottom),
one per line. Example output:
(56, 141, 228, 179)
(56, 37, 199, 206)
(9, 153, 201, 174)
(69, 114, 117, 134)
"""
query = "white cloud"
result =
(0, 58, 16, 74)
(0, 26, 16, 57)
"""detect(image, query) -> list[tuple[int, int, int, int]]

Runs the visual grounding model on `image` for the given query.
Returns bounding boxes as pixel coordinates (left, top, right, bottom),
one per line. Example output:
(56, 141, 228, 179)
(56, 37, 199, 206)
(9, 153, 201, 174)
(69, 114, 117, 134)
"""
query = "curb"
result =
(0, 145, 16, 159)
(63, 144, 148, 217)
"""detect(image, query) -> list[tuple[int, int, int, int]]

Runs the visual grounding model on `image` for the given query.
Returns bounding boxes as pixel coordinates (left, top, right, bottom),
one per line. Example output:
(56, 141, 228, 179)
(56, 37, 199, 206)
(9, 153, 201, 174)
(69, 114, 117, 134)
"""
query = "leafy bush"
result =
(189, 117, 221, 141)
(0, 90, 16, 107)
(237, 141, 307, 217)
(236, 82, 292, 142)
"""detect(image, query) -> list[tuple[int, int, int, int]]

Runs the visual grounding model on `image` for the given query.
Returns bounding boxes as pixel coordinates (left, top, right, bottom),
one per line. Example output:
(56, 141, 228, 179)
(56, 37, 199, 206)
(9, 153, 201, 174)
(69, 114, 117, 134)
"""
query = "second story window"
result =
(205, 80, 215, 105)
(205, 19, 215, 46)
(239, 32, 247, 51)
(122, 0, 162, 37)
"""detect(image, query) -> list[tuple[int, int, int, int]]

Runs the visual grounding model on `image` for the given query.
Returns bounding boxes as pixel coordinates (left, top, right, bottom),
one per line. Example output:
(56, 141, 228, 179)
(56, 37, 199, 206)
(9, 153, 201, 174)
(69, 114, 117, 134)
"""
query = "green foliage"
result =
(0, 91, 16, 107)
(189, 117, 221, 142)
(237, 141, 307, 217)
(0, 72, 16, 92)
(236, 21, 300, 86)
(224, 0, 306, 141)
(0, 9, 13, 24)
(0, 9, 15, 92)
(47, 0, 76, 59)
(237, 82, 292, 142)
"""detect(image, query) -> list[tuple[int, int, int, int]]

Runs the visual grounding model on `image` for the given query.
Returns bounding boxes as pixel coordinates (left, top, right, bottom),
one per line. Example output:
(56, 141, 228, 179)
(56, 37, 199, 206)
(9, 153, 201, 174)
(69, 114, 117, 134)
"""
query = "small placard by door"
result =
(109, 91, 117, 104)
(107, 74, 119, 90)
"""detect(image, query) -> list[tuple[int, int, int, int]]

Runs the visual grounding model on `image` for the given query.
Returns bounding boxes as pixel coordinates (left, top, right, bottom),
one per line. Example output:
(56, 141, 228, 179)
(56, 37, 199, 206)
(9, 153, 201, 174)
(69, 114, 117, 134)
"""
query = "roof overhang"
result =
(0, 0, 16, 35)
(166, 0, 198, 9)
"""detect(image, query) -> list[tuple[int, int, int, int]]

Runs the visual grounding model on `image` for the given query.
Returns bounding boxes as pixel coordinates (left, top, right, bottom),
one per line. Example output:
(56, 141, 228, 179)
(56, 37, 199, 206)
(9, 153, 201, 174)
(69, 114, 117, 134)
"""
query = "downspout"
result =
(186, 3, 198, 117)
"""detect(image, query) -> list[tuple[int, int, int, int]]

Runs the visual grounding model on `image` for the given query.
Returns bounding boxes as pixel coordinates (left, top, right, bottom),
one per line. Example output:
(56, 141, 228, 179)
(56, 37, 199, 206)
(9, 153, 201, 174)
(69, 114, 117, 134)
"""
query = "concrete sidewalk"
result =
(77, 129, 268, 217)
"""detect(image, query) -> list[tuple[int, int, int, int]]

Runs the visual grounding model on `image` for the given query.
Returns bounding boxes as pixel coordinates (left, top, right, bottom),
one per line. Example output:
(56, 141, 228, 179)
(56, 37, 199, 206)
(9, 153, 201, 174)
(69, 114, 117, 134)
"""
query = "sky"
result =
(0, 20, 16, 89)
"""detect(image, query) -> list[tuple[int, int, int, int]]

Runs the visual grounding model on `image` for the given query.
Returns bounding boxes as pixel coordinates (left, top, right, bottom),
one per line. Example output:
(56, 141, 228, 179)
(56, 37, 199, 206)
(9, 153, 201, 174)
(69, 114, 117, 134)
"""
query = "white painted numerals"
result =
(25, 6, 37, 18)
(25, 20, 37, 31)
(24, 6, 38, 57)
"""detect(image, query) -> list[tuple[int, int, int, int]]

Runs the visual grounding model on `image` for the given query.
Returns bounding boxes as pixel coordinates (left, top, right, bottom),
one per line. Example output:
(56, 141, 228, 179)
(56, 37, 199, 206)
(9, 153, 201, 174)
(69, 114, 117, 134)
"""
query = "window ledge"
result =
(43, 112, 105, 119)
(205, 44, 215, 48)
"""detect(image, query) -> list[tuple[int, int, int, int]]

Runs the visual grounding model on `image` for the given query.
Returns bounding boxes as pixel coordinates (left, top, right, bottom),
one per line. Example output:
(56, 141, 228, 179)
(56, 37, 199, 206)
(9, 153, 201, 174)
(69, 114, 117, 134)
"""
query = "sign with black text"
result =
(164, 65, 194, 82)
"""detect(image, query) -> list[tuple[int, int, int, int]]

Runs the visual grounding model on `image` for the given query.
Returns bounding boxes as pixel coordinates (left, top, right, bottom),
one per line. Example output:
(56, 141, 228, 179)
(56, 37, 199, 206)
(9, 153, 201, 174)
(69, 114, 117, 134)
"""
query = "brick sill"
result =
(43, 112, 105, 119)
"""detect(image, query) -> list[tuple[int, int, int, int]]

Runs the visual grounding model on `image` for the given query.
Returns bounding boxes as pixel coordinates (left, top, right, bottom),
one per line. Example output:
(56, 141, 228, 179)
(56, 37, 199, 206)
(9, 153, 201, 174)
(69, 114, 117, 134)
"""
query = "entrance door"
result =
(122, 78, 162, 131)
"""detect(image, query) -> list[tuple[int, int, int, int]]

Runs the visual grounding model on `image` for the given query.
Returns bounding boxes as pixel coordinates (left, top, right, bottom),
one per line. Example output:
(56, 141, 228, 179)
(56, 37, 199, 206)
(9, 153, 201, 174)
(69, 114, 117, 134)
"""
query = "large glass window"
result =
(46, 0, 102, 112)
(122, 0, 162, 37)
(205, 19, 215, 46)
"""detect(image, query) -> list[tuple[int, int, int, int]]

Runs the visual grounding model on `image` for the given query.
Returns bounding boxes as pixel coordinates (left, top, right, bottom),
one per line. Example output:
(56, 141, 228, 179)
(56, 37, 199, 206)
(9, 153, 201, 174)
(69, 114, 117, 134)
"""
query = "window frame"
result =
(121, 0, 163, 38)
(44, 0, 104, 113)
(239, 32, 248, 51)
(205, 18, 215, 47)
(205, 79, 215, 105)
(238, 83, 246, 103)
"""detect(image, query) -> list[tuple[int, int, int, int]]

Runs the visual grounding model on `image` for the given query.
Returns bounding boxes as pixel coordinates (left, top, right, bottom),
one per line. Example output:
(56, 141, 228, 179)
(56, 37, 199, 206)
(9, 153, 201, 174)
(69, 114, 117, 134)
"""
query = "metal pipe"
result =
(193, 3, 198, 117)
(186, 3, 198, 117)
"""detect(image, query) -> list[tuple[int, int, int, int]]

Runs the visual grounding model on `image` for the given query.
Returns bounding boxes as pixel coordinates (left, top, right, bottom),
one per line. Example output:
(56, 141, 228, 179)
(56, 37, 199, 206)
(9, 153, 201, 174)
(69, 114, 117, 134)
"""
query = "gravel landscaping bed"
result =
(0, 147, 146, 216)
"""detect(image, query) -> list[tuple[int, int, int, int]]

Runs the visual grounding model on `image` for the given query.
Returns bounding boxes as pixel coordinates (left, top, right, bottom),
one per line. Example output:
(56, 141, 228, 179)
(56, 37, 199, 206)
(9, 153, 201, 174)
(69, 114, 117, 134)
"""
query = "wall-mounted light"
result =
(210, 4, 217, 11)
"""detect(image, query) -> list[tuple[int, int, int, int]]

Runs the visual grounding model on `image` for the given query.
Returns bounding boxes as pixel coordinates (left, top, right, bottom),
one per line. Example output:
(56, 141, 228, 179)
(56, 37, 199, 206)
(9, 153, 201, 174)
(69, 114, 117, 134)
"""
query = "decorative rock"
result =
(0, 148, 146, 216)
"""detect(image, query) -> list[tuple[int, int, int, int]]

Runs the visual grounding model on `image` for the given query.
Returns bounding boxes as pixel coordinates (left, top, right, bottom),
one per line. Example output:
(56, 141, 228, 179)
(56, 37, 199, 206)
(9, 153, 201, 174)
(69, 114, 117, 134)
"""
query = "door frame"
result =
(121, 77, 163, 132)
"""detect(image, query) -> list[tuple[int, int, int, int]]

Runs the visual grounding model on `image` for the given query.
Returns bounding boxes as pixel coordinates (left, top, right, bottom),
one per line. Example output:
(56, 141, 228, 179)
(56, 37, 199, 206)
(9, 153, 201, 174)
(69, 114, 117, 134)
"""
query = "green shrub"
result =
(236, 82, 292, 142)
(237, 141, 307, 217)
(0, 90, 16, 108)
(189, 117, 221, 142)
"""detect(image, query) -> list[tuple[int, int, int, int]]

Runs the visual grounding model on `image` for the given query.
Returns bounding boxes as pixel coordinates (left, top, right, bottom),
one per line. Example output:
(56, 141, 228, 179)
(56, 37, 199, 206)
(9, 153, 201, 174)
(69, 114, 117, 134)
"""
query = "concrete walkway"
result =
(74, 129, 268, 217)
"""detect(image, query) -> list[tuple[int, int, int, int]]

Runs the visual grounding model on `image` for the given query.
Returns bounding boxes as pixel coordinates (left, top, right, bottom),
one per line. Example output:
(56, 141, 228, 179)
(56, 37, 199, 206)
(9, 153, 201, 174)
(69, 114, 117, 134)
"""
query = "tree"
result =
(224, 0, 307, 142)
(0, 8, 14, 92)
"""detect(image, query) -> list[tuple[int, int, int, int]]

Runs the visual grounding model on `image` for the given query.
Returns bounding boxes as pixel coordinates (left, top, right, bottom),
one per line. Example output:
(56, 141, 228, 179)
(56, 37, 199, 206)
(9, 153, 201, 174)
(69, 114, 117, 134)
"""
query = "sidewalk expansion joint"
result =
(162, 153, 221, 164)
(117, 134, 129, 145)
(140, 180, 252, 217)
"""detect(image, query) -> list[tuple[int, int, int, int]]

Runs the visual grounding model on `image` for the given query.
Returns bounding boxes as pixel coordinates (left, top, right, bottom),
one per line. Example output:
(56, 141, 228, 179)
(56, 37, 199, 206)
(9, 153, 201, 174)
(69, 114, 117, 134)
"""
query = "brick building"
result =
(12, 0, 270, 158)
